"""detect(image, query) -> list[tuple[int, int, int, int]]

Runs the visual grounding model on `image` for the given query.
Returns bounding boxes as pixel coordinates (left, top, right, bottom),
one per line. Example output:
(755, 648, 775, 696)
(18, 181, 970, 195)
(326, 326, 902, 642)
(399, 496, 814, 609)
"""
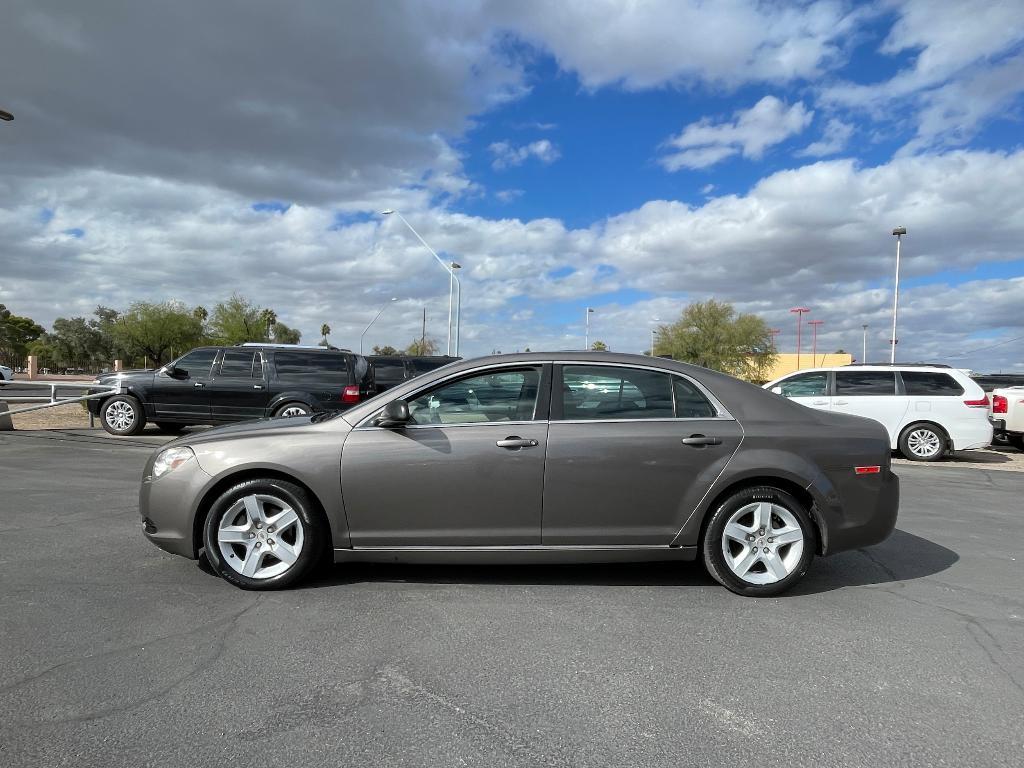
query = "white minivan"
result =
(764, 365, 992, 461)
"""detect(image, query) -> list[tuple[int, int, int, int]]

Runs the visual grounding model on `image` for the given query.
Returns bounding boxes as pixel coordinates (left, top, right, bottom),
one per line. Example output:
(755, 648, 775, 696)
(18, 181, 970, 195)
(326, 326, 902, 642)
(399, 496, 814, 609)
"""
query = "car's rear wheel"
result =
(274, 402, 311, 418)
(100, 395, 146, 436)
(898, 423, 946, 461)
(702, 486, 816, 597)
(202, 478, 324, 590)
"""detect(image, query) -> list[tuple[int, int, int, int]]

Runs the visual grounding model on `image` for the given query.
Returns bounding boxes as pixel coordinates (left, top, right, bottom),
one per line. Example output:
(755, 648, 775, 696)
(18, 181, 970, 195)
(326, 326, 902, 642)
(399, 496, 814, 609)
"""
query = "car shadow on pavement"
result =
(292, 528, 957, 595)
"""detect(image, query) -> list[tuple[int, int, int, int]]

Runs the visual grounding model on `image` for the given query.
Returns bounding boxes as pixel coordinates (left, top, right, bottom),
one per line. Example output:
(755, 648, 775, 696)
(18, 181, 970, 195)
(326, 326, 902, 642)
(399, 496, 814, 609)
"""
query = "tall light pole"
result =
(359, 297, 398, 354)
(890, 226, 906, 364)
(808, 319, 824, 367)
(585, 307, 595, 350)
(381, 209, 462, 356)
(790, 307, 810, 371)
(768, 328, 781, 351)
(449, 261, 461, 357)
(861, 324, 869, 364)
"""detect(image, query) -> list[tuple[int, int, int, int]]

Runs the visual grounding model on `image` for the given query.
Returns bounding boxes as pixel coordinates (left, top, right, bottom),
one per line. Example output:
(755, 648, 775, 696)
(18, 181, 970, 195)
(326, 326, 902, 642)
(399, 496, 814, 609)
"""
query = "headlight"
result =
(152, 447, 195, 479)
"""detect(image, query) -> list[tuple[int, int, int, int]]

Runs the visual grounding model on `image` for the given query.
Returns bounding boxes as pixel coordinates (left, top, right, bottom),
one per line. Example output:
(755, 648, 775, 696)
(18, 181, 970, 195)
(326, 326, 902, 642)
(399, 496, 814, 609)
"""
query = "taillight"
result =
(963, 397, 989, 408)
(991, 394, 1008, 414)
(855, 466, 881, 475)
(341, 385, 361, 404)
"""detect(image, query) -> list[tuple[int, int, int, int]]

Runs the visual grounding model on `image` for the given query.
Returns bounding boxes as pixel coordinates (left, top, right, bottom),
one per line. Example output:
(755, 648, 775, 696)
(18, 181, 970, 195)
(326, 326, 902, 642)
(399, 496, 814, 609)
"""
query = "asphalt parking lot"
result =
(1, 430, 1022, 767)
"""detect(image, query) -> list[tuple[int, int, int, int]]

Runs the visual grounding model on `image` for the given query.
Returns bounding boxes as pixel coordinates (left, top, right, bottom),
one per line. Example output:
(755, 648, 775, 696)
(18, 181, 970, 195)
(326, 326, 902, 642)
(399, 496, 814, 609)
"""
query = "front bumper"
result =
(139, 457, 213, 558)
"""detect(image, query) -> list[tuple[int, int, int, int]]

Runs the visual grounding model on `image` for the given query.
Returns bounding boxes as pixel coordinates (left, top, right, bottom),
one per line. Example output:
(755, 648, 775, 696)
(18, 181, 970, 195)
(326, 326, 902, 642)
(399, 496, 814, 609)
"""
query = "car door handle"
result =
(834, 400, 849, 405)
(812, 399, 828, 405)
(682, 435, 721, 446)
(193, 382, 205, 388)
(253, 384, 264, 390)
(496, 436, 539, 449)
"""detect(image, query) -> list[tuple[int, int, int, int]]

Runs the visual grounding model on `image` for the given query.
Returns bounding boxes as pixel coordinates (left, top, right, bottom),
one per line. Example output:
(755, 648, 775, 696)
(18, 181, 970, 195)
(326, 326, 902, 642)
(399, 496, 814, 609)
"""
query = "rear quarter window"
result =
(901, 371, 965, 396)
(273, 351, 351, 382)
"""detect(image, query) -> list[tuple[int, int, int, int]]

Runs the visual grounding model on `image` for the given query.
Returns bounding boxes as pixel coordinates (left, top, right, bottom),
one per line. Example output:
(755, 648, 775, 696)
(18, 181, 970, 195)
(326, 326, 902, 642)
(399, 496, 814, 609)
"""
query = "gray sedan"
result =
(139, 352, 898, 596)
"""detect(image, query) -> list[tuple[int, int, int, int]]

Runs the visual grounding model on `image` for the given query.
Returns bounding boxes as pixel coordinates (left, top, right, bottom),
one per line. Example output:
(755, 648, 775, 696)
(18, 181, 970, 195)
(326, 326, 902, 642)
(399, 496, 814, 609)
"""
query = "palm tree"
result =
(259, 309, 277, 341)
(320, 323, 331, 344)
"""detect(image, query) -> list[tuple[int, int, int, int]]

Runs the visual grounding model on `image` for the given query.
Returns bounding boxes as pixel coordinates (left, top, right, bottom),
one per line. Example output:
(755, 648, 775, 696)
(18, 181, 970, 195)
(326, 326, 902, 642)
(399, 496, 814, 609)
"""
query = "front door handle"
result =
(834, 400, 849, 405)
(812, 399, 828, 405)
(193, 382, 205, 388)
(253, 384, 264, 390)
(496, 436, 539, 449)
(682, 435, 721, 446)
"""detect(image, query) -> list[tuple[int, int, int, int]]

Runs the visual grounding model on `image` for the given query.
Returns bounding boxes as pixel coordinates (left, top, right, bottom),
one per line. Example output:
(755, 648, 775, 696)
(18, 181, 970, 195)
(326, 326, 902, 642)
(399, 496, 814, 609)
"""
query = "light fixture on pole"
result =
(380, 209, 462, 356)
(790, 307, 810, 371)
(0, 109, 13, 122)
(890, 226, 906, 364)
(585, 307, 595, 350)
(359, 297, 398, 354)
(808, 319, 824, 367)
(861, 324, 869, 364)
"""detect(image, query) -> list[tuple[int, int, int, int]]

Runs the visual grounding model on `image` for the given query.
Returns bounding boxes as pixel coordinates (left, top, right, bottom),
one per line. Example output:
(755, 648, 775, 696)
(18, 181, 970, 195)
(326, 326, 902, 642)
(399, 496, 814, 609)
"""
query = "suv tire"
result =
(100, 395, 147, 436)
(702, 486, 815, 597)
(274, 402, 311, 418)
(898, 423, 947, 461)
(1008, 434, 1024, 452)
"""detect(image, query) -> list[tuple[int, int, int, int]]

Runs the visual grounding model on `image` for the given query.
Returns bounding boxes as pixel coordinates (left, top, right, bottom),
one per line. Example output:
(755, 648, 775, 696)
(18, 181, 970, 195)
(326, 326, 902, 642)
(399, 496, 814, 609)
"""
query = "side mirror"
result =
(771, 386, 783, 395)
(376, 399, 410, 428)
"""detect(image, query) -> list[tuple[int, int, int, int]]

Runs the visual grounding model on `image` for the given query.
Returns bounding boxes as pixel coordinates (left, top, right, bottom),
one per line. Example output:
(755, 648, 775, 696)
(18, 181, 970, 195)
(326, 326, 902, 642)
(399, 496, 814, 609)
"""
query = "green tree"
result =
(0, 304, 46, 363)
(405, 337, 439, 355)
(320, 323, 331, 345)
(47, 317, 110, 369)
(209, 295, 263, 344)
(259, 308, 277, 341)
(103, 301, 205, 367)
(591, 340, 608, 351)
(272, 321, 301, 344)
(655, 299, 775, 382)
(372, 344, 399, 355)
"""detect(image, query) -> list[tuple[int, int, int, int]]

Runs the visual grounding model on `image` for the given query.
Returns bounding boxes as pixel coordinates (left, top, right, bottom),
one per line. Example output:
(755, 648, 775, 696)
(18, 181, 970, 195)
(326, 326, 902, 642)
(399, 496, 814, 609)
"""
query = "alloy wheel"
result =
(906, 428, 941, 458)
(721, 501, 804, 585)
(279, 405, 308, 418)
(104, 401, 136, 432)
(216, 494, 305, 579)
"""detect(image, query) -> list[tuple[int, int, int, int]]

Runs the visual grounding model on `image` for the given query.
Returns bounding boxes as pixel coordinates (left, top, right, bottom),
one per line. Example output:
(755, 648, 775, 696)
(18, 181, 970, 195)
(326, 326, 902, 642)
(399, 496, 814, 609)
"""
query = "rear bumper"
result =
(952, 419, 993, 451)
(814, 468, 899, 556)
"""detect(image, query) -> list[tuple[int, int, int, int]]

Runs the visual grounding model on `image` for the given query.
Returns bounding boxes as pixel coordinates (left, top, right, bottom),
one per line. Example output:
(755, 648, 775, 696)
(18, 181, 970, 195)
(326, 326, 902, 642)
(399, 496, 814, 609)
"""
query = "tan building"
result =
(764, 352, 854, 381)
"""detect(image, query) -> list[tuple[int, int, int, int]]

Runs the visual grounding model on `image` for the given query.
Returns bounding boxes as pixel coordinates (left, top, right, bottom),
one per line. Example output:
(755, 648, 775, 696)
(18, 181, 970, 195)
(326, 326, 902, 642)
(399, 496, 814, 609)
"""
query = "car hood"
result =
(95, 369, 155, 384)
(165, 413, 351, 449)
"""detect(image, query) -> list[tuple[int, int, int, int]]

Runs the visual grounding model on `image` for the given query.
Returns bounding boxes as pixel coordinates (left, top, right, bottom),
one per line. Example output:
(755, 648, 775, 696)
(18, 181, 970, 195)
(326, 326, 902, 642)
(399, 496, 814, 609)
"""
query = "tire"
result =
(898, 423, 947, 461)
(202, 478, 326, 590)
(1008, 435, 1024, 452)
(155, 422, 187, 434)
(100, 395, 146, 436)
(702, 486, 816, 597)
(273, 402, 311, 418)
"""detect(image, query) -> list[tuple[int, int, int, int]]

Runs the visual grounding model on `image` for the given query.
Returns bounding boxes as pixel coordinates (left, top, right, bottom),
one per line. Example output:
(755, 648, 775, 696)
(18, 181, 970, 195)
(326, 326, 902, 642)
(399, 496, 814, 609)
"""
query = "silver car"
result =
(139, 352, 899, 596)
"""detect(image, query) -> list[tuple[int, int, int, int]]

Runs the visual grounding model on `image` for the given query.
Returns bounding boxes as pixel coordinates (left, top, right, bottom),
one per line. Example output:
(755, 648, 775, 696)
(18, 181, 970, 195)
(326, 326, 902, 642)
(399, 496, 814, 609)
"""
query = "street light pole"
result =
(381, 209, 462, 356)
(890, 226, 906, 364)
(790, 307, 810, 371)
(861, 324, 868, 364)
(359, 297, 398, 354)
(808, 320, 824, 367)
(768, 328, 781, 352)
(585, 307, 594, 350)
(449, 262, 461, 357)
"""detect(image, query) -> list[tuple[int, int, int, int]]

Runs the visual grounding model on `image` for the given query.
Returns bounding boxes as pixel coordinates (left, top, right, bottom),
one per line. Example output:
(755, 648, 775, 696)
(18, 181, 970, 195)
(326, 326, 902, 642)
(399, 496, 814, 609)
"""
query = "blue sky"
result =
(2, 0, 1023, 370)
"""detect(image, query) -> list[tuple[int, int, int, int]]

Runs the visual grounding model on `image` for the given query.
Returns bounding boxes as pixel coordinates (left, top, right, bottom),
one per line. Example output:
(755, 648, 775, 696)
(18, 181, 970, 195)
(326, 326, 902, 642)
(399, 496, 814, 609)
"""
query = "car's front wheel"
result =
(702, 486, 816, 597)
(100, 395, 146, 436)
(898, 423, 946, 461)
(202, 478, 325, 590)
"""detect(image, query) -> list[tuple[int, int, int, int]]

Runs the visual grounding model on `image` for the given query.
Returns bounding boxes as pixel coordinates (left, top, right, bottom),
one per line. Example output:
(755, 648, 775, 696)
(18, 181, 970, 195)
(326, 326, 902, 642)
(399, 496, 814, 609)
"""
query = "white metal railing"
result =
(0, 379, 121, 418)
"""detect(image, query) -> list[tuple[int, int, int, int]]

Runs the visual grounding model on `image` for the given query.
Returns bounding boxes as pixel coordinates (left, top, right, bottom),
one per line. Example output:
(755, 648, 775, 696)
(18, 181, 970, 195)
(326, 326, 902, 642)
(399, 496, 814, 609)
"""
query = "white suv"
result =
(764, 365, 992, 461)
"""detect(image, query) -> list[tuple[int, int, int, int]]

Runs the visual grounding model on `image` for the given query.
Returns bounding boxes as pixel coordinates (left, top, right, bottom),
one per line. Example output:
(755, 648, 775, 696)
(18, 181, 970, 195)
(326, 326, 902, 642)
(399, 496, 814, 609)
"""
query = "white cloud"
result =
(489, 139, 561, 170)
(495, 189, 525, 203)
(660, 97, 813, 171)
(796, 119, 853, 158)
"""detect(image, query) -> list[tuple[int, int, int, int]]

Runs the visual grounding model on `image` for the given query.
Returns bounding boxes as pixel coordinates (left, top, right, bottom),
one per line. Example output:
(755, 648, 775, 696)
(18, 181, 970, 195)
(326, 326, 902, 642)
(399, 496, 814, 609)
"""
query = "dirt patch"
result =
(893, 446, 1024, 472)
(10, 403, 95, 430)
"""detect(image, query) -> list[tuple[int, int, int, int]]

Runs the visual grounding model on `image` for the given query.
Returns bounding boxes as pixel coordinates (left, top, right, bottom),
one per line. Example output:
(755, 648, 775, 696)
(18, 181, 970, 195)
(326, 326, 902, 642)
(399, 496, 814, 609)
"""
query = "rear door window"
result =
(560, 365, 675, 420)
(219, 350, 260, 378)
(900, 371, 964, 396)
(274, 351, 350, 381)
(835, 371, 897, 395)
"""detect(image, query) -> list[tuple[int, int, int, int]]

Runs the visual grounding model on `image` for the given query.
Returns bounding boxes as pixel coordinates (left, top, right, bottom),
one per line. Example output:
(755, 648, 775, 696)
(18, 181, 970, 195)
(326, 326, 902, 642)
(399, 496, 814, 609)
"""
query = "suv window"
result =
(274, 351, 349, 381)
(173, 349, 217, 378)
(901, 371, 964, 396)
(835, 370, 896, 395)
(219, 350, 260, 378)
(407, 368, 541, 424)
(776, 372, 828, 398)
(561, 365, 676, 420)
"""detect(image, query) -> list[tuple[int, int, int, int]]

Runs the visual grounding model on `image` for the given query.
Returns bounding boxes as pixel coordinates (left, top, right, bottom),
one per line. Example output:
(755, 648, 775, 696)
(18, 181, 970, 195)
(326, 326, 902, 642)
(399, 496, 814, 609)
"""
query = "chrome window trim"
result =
(355, 419, 546, 432)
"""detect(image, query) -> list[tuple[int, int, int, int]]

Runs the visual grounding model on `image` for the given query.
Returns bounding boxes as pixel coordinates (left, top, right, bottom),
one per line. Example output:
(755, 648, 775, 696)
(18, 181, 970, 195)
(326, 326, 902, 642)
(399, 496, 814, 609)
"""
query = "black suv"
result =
(90, 344, 374, 436)
(367, 355, 460, 392)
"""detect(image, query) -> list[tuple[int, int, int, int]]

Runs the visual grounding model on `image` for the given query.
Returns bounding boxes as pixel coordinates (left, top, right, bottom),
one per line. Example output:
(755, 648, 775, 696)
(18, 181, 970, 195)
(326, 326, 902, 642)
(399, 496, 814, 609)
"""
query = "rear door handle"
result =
(193, 382, 205, 388)
(496, 436, 539, 449)
(834, 400, 849, 405)
(253, 384, 264, 390)
(682, 435, 722, 446)
(812, 399, 828, 405)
